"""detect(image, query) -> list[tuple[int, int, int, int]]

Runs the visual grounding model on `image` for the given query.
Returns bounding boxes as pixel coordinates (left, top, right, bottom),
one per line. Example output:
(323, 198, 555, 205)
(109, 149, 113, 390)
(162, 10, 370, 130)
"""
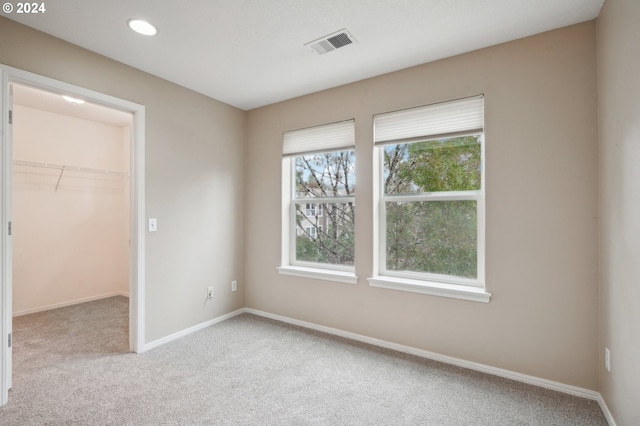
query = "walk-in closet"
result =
(11, 84, 131, 316)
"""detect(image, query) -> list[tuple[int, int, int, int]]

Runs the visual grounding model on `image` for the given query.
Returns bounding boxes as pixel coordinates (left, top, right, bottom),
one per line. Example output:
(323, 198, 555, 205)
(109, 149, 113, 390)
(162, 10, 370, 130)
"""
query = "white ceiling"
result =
(13, 84, 132, 127)
(6, 0, 604, 111)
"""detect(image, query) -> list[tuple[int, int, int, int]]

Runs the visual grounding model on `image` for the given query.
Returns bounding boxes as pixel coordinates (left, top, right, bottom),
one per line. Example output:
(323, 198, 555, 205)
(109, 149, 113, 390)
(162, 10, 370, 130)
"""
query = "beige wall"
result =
(0, 17, 246, 343)
(246, 23, 599, 389)
(1, 13, 614, 402)
(12, 104, 129, 315)
(597, 0, 640, 423)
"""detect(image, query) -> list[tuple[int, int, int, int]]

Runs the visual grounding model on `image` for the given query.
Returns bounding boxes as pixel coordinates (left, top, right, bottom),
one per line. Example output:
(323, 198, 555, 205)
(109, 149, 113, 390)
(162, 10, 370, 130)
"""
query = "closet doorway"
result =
(0, 65, 146, 406)
(12, 84, 132, 318)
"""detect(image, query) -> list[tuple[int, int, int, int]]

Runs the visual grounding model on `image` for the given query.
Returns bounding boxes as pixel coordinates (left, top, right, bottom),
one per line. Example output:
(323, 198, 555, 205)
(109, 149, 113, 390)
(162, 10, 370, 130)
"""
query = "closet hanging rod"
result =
(13, 159, 129, 176)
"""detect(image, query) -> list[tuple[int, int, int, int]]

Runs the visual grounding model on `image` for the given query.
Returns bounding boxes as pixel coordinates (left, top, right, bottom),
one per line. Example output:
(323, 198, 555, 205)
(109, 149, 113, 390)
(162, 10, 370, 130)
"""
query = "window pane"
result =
(296, 150, 355, 198)
(295, 203, 355, 266)
(383, 136, 481, 194)
(386, 201, 477, 278)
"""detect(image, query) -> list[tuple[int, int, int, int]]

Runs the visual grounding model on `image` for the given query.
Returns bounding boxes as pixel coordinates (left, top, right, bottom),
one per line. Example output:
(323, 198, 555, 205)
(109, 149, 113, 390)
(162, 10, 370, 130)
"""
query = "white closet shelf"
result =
(13, 159, 128, 176)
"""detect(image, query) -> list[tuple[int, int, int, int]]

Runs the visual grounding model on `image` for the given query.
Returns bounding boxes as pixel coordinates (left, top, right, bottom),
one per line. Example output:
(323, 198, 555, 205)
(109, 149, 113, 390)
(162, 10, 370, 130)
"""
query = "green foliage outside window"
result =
(384, 136, 481, 278)
(292, 136, 481, 277)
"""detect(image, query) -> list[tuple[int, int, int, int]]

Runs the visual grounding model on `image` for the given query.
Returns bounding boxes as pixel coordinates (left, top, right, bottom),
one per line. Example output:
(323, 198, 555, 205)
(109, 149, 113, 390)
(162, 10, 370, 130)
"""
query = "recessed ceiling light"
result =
(62, 95, 85, 105)
(128, 19, 157, 36)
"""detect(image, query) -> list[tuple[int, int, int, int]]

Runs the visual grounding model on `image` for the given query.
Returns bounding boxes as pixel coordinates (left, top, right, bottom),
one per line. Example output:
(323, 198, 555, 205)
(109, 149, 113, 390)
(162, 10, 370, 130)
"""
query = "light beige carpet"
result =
(0, 296, 607, 425)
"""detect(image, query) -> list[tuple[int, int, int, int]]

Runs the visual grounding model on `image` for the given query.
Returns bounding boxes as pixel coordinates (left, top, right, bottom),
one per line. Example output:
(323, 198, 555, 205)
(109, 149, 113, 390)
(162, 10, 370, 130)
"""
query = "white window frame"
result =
(305, 202, 323, 217)
(368, 96, 490, 302)
(305, 203, 315, 217)
(304, 225, 317, 239)
(291, 194, 355, 272)
(278, 120, 357, 285)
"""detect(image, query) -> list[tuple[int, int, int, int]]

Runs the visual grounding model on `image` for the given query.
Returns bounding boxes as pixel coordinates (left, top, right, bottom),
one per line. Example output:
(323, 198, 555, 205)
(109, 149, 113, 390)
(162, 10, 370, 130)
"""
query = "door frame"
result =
(0, 64, 146, 406)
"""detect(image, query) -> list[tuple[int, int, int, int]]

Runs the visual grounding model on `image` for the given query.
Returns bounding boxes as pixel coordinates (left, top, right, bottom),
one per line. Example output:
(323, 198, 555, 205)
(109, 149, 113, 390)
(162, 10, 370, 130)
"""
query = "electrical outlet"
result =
(207, 287, 213, 300)
(231, 280, 237, 292)
(605, 347, 611, 372)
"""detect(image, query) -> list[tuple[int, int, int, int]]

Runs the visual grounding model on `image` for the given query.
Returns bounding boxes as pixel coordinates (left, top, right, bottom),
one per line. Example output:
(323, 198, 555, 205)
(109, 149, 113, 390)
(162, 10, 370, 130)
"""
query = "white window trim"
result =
(370, 96, 488, 302)
(377, 142, 485, 289)
(304, 225, 316, 239)
(280, 120, 357, 285)
(305, 203, 315, 217)
(278, 265, 358, 285)
(367, 275, 490, 303)
(304, 202, 324, 218)
(288, 162, 356, 271)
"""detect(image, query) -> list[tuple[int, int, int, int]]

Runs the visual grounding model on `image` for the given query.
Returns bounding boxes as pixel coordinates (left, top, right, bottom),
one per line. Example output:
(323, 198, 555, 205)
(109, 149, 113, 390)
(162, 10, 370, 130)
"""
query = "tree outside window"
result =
(294, 150, 355, 266)
(374, 95, 485, 289)
(383, 136, 481, 278)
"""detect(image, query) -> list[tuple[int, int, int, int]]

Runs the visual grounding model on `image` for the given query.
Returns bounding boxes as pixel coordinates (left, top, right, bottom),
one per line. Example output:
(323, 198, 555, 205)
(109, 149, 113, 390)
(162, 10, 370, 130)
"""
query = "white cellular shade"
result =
(374, 96, 483, 144)
(283, 119, 355, 157)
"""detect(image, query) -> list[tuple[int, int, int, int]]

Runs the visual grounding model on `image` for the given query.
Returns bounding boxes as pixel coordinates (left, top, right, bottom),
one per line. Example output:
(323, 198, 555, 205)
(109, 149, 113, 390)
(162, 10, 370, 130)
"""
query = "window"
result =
(304, 226, 317, 239)
(369, 96, 490, 302)
(279, 120, 357, 284)
(305, 203, 323, 217)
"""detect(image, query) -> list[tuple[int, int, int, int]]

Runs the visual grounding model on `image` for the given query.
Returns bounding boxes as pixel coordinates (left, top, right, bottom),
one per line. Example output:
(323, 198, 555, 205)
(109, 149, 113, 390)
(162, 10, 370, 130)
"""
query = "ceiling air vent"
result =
(305, 29, 357, 55)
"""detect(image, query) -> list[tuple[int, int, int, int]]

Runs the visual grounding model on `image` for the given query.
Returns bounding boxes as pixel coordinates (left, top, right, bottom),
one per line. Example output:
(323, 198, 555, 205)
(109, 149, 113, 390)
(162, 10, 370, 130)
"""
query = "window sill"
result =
(278, 266, 358, 285)
(367, 276, 491, 303)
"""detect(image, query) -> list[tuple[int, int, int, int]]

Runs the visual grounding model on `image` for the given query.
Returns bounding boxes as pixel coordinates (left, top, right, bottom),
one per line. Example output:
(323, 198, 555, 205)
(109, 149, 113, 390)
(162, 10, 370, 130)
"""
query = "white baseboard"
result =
(242, 308, 601, 402)
(12, 291, 129, 317)
(143, 308, 245, 352)
(137, 306, 616, 425)
(597, 393, 617, 426)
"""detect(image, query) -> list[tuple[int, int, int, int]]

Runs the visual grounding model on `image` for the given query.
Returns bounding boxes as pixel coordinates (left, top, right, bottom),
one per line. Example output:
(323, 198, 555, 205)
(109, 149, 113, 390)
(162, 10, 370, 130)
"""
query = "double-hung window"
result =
(278, 120, 357, 284)
(369, 96, 490, 302)
(305, 203, 323, 217)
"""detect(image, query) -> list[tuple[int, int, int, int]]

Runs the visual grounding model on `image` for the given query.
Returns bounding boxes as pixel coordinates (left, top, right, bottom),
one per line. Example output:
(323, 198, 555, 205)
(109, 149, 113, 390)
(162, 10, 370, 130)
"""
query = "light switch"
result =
(148, 218, 157, 232)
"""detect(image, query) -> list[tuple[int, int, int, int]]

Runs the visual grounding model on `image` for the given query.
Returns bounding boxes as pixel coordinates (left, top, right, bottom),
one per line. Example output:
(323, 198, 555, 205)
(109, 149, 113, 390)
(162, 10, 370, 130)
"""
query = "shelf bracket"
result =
(55, 166, 65, 191)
